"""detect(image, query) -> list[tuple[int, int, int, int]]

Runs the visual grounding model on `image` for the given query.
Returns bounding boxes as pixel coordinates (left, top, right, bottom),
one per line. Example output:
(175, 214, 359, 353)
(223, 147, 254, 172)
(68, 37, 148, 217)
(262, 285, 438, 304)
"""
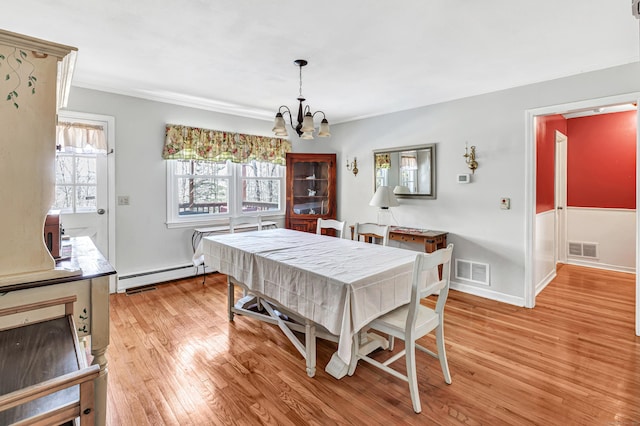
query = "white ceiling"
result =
(2, 1, 639, 124)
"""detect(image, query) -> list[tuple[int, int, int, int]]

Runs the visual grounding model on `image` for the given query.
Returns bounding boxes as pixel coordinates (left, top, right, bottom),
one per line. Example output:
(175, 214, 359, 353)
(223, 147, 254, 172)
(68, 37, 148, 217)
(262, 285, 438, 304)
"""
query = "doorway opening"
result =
(525, 93, 640, 336)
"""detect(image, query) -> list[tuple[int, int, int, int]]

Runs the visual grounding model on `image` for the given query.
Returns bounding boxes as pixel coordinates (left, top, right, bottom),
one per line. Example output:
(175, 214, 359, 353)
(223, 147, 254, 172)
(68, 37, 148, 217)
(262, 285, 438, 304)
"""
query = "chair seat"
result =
(370, 305, 439, 338)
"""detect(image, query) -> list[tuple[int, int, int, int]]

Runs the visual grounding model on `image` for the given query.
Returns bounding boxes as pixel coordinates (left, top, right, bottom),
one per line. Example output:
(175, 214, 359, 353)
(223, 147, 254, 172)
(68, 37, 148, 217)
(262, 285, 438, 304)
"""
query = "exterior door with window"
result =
(53, 118, 109, 258)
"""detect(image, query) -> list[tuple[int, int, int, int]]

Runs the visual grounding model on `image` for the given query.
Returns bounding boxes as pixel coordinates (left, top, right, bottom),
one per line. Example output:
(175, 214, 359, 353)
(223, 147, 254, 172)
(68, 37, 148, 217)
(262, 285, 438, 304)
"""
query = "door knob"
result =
(97, 208, 106, 215)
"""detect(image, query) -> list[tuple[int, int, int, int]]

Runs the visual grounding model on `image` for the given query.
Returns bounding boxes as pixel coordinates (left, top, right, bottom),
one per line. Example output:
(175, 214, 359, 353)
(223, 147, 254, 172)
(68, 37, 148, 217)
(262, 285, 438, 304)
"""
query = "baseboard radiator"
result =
(117, 264, 201, 293)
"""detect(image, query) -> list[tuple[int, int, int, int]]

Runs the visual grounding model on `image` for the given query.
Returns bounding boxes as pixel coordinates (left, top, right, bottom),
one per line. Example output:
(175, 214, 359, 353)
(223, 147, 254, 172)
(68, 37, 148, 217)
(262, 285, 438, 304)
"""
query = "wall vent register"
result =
(455, 259, 490, 285)
(568, 241, 599, 259)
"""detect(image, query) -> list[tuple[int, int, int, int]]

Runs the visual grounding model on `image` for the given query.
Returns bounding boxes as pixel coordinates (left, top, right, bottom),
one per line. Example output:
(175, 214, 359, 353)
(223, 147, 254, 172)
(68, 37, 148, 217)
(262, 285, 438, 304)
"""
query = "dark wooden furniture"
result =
(0, 296, 100, 425)
(352, 225, 448, 278)
(285, 153, 337, 233)
(351, 225, 448, 253)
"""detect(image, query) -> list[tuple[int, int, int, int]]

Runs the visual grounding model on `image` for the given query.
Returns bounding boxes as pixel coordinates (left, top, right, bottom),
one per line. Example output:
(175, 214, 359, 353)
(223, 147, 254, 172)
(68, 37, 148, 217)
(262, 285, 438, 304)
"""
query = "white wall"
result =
(65, 62, 640, 300)
(64, 90, 292, 288)
(327, 62, 640, 305)
(567, 208, 636, 272)
(534, 211, 556, 294)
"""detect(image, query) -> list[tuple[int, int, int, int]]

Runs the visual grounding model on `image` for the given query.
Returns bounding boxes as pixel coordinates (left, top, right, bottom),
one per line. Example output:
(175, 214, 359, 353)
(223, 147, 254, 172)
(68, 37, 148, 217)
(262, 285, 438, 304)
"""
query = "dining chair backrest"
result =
(353, 222, 389, 246)
(230, 216, 263, 233)
(407, 243, 454, 330)
(316, 218, 346, 238)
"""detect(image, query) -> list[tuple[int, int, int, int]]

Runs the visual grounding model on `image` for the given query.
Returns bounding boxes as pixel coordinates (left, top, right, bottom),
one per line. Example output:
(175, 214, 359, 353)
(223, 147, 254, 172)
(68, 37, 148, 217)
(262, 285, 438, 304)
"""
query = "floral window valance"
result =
(375, 153, 391, 169)
(162, 124, 291, 165)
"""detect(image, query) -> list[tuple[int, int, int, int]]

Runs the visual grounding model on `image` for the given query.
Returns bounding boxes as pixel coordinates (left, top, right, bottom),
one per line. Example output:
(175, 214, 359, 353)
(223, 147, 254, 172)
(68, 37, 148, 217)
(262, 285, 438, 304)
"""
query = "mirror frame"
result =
(373, 143, 437, 199)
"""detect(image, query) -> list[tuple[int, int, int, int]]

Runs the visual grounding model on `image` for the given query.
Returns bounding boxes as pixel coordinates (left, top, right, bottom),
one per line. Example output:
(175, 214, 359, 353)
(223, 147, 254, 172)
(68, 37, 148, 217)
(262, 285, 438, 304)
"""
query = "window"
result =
(167, 159, 285, 227)
(53, 150, 98, 213)
(400, 154, 418, 193)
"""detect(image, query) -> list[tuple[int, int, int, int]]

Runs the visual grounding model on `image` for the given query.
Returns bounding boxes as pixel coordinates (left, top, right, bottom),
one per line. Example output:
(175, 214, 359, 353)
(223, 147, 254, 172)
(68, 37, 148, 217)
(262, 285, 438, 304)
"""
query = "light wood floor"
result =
(106, 265, 639, 425)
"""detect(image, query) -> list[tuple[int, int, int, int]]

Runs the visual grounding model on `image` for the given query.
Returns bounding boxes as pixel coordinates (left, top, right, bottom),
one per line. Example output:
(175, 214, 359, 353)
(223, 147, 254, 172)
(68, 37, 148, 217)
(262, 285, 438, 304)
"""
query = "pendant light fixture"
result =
(272, 59, 331, 140)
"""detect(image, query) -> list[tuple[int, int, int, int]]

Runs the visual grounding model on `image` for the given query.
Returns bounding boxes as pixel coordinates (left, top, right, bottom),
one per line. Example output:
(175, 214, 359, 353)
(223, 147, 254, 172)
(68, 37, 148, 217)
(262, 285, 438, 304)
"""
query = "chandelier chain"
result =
(299, 64, 303, 98)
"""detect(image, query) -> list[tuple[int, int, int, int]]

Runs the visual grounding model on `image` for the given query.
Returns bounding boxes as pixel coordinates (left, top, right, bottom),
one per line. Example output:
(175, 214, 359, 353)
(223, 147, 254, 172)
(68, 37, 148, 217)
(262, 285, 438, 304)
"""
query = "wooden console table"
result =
(350, 225, 448, 253)
(0, 237, 115, 426)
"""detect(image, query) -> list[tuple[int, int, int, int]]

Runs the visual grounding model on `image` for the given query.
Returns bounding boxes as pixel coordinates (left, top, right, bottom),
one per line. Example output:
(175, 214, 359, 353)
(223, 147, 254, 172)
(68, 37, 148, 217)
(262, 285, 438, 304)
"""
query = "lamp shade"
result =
(393, 185, 411, 194)
(317, 118, 331, 137)
(369, 186, 399, 208)
(301, 112, 315, 133)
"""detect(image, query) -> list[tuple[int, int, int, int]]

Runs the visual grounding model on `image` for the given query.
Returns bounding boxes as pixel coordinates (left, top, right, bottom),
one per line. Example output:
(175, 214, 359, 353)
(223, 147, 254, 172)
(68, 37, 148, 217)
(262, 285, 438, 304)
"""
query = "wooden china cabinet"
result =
(285, 153, 337, 233)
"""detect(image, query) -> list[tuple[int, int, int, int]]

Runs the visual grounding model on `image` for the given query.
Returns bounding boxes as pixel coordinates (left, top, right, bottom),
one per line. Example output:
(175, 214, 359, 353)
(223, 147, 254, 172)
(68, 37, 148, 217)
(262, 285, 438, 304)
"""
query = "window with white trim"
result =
(53, 151, 98, 212)
(166, 159, 285, 227)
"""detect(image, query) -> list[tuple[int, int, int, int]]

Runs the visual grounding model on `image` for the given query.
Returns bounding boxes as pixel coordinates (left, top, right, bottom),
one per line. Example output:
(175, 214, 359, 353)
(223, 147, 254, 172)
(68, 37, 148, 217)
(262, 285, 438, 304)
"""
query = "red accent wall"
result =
(567, 111, 636, 209)
(536, 115, 566, 213)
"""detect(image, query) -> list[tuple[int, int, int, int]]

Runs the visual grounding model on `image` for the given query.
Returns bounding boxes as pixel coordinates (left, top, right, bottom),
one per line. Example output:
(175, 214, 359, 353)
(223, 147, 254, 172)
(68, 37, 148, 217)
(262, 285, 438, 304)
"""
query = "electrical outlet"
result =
(500, 197, 510, 210)
(118, 195, 130, 206)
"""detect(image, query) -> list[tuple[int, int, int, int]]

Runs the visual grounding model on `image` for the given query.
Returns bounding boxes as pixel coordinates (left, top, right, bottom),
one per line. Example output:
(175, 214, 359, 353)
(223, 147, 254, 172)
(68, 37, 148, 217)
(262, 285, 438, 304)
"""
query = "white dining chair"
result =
(230, 216, 263, 233)
(316, 218, 346, 238)
(353, 222, 389, 246)
(193, 216, 265, 284)
(352, 243, 454, 413)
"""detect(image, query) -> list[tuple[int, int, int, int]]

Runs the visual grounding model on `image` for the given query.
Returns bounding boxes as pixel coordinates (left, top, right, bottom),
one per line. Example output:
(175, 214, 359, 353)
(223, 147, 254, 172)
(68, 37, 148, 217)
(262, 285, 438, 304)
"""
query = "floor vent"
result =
(568, 241, 599, 259)
(125, 285, 157, 296)
(455, 259, 490, 285)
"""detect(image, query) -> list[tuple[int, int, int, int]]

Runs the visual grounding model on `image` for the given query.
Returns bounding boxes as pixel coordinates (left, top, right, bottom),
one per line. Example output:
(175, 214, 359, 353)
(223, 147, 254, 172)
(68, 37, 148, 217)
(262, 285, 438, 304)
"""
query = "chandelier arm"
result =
(311, 110, 327, 119)
(278, 105, 295, 128)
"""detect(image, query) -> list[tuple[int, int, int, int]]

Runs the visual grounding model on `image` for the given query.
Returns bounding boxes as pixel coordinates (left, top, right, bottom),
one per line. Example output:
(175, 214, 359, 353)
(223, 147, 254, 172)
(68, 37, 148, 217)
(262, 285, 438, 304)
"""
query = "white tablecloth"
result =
(203, 228, 418, 365)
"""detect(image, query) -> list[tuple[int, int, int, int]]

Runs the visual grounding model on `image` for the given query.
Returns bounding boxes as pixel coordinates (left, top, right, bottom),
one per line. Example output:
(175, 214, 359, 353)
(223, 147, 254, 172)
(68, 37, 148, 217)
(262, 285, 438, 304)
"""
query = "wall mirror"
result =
(373, 143, 436, 199)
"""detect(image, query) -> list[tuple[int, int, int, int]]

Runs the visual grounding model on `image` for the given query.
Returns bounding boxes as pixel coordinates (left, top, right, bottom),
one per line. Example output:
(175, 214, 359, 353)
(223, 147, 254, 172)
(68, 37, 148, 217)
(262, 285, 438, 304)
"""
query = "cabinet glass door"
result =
(292, 161, 330, 215)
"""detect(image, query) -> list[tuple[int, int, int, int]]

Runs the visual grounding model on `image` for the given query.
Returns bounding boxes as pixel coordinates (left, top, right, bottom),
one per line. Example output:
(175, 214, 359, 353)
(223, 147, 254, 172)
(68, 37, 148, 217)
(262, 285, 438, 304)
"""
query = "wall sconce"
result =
(463, 143, 478, 174)
(346, 156, 358, 176)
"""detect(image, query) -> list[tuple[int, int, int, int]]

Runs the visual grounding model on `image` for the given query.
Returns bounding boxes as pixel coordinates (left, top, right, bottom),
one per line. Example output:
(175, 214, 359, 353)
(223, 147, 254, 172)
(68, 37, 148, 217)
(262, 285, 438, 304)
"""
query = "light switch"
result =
(118, 195, 130, 206)
(500, 197, 510, 210)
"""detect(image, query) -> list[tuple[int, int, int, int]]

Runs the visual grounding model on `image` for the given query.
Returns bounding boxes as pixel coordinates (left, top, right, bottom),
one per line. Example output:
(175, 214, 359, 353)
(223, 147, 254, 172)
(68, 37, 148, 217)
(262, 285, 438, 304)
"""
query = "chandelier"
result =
(272, 59, 331, 140)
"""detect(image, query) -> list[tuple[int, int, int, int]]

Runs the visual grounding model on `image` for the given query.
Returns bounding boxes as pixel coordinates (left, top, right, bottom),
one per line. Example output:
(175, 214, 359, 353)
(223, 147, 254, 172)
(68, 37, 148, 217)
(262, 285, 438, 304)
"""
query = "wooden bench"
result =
(0, 296, 100, 425)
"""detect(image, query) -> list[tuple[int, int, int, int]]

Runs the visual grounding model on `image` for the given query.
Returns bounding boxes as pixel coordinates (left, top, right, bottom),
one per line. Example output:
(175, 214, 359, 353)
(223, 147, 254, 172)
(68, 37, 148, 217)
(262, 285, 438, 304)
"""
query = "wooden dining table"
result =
(203, 228, 420, 379)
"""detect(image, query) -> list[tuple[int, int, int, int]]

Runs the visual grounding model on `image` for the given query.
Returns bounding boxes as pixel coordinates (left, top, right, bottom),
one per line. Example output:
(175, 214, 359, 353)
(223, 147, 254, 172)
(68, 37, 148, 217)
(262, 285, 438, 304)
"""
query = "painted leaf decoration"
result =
(20, 50, 27, 58)
(13, 102, 18, 108)
(15, 58, 21, 64)
(5, 74, 9, 80)
(12, 91, 17, 97)
(6, 94, 11, 100)
(32, 88, 35, 94)
(31, 76, 37, 82)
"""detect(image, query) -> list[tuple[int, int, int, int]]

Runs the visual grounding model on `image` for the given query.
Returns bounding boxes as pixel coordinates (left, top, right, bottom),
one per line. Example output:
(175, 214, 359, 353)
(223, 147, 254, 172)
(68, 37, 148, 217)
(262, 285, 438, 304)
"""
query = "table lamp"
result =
(369, 186, 399, 225)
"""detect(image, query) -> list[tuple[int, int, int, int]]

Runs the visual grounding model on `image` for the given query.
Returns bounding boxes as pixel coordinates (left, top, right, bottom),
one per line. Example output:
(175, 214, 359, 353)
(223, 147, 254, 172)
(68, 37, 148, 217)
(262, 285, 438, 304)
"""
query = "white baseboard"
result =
(567, 259, 635, 274)
(450, 280, 525, 307)
(535, 269, 557, 296)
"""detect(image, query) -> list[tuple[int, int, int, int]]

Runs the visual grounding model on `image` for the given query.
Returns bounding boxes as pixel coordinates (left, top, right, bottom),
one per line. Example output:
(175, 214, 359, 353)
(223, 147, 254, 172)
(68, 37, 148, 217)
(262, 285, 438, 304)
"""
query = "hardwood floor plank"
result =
(105, 265, 639, 425)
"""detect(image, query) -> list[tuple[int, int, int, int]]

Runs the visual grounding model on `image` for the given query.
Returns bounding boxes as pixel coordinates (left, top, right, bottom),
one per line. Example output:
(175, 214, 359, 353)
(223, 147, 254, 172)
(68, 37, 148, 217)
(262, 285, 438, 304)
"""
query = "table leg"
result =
(305, 320, 316, 377)
(227, 276, 235, 321)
